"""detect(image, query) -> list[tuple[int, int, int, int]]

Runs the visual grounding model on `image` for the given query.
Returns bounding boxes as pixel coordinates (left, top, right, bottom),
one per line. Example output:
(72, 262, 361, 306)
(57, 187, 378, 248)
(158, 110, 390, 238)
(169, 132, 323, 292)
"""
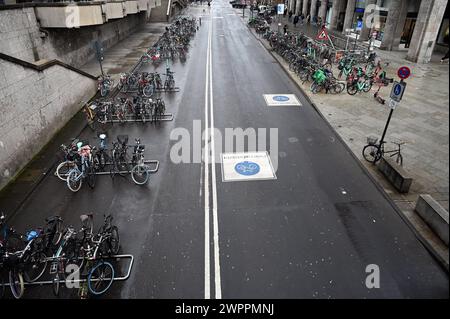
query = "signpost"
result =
(378, 66, 411, 149)
(94, 41, 105, 76)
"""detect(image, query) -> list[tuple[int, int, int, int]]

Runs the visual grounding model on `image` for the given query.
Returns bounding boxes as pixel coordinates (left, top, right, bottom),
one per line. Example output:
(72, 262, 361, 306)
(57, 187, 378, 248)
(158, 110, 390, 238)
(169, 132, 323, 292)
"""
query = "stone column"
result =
(392, 0, 409, 49)
(406, 0, 449, 63)
(318, 0, 328, 22)
(379, 0, 403, 50)
(295, 0, 302, 15)
(342, 0, 355, 33)
(302, 0, 309, 16)
(310, 0, 318, 20)
(289, 0, 295, 13)
(359, 0, 377, 41)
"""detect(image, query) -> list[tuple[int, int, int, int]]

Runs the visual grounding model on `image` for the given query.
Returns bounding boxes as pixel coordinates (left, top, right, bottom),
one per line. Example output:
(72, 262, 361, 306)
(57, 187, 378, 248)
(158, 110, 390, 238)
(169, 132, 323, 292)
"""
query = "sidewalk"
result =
(243, 11, 449, 268)
(79, 22, 169, 81)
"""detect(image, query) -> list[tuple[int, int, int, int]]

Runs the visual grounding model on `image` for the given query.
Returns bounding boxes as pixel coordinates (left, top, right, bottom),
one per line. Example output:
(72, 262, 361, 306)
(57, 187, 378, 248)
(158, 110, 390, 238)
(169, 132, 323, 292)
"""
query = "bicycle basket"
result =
(117, 135, 129, 146)
(367, 136, 378, 145)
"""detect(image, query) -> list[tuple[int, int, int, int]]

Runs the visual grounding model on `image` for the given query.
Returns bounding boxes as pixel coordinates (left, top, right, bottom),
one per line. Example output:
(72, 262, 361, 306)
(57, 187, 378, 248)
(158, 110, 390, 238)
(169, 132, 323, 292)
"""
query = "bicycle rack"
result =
(0, 254, 134, 287)
(54, 159, 159, 178)
(108, 113, 174, 123)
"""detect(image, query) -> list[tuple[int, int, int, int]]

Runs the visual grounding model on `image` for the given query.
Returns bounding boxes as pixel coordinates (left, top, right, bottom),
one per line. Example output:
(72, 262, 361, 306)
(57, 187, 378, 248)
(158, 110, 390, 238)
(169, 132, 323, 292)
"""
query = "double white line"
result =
(204, 15, 222, 299)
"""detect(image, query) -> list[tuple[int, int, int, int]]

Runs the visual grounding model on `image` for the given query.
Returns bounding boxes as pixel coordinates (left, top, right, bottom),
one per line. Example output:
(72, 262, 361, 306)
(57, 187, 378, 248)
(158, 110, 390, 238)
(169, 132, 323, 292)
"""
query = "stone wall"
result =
(0, 56, 97, 190)
(0, 7, 147, 68)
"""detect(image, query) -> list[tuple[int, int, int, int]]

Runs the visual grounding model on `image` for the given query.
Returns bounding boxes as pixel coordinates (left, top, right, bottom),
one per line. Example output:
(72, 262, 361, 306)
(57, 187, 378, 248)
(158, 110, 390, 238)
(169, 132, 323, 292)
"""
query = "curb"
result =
(246, 24, 449, 273)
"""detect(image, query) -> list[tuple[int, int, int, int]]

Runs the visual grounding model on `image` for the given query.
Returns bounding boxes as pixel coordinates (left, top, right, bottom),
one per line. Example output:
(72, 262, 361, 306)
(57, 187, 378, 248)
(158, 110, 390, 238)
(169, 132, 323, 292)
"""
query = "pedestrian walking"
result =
(288, 10, 293, 22)
(283, 24, 288, 35)
(284, 7, 287, 17)
(293, 15, 299, 28)
(199, 16, 201, 26)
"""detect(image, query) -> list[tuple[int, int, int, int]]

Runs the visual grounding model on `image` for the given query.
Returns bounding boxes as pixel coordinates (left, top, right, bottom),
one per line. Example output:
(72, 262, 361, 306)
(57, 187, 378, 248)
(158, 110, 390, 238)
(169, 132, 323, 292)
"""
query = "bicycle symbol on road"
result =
(272, 95, 290, 102)
(234, 161, 260, 176)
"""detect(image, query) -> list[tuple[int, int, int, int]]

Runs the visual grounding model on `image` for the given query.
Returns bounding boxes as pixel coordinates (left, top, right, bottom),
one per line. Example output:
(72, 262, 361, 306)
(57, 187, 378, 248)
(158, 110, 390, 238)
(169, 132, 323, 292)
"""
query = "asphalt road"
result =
(1, 1, 448, 299)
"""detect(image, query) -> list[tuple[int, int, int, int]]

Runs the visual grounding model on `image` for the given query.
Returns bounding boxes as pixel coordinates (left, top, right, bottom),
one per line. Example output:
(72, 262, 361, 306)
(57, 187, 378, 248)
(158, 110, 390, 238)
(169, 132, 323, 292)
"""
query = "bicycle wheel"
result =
(52, 273, 60, 297)
(310, 82, 323, 94)
(117, 154, 129, 177)
(1, 273, 5, 299)
(131, 164, 150, 185)
(362, 144, 382, 164)
(56, 161, 76, 181)
(143, 84, 154, 97)
(86, 164, 96, 189)
(109, 226, 120, 255)
(9, 269, 24, 299)
(23, 252, 47, 283)
(347, 84, 358, 95)
(87, 261, 115, 296)
(331, 82, 345, 94)
(363, 81, 372, 93)
(67, 170, 83, 192)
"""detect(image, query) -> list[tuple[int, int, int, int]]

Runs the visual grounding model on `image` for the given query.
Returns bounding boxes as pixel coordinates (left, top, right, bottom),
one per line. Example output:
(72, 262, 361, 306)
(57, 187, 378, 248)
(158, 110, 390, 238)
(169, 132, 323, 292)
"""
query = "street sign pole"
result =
(379, 66, 411, 146)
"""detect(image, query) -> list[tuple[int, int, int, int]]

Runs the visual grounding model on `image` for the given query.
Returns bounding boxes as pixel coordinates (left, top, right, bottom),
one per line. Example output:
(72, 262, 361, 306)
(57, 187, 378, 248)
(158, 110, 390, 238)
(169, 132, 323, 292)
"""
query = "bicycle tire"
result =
(362, 144, 382, 163)
(131, 164, 150, 185)
(1, 273, 5, 299)
(87, 261, 115, 296)
(9, 270, 24, 299)
(52, 220, 64, 246)
(363, 81, 372, 93)
(56, 161, 75, 181)
(347, 84, 358, 95)
(67, 169, 83, 192)
(86, 164, 96, 189)
(109, 226, 120, 255)
(332, 82, 345, 94)
(52, 273, 60, 297)
(23, 252, 47, 283)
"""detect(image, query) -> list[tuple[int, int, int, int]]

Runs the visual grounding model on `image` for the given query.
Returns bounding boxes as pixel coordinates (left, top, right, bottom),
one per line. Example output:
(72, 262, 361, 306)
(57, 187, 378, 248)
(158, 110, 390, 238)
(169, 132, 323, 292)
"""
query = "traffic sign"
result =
(316, 27, 329, 41)
(277, 4, 284, 15)
(397, 66, 411, 79)
(390, 81, 407, 102)
(356, 20, 363, 30)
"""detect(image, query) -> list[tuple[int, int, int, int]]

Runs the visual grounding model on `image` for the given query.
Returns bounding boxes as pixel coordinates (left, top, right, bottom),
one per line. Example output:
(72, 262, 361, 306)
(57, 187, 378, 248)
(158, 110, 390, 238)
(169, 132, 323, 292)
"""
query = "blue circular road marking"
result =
(235, 161, 260, 176)
(273, 95, 290, 102)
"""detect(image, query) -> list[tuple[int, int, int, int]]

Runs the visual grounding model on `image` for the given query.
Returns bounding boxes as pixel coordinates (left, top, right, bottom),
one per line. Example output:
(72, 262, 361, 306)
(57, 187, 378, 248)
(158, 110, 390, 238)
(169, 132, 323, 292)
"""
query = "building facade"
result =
(284, 0, 449, 63)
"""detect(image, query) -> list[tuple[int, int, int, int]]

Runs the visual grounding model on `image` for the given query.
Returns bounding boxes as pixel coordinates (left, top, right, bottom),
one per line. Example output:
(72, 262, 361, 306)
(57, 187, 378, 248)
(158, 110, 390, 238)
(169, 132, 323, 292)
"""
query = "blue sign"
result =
(356, 20, 363, 30)
(390, 80, 407, 102)
(235, 161, 260, 176)
(273, 95, 289, 102)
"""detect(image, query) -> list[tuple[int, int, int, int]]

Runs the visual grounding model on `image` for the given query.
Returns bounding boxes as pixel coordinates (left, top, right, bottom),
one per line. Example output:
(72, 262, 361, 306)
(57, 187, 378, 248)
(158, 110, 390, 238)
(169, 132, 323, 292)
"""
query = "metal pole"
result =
(379, 107, 394, 145)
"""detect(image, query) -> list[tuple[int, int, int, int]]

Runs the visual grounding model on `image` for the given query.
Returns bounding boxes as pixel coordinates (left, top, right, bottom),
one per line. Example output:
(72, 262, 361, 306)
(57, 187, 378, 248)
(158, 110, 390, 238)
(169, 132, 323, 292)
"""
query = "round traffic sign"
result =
(397, 66, 411, 79)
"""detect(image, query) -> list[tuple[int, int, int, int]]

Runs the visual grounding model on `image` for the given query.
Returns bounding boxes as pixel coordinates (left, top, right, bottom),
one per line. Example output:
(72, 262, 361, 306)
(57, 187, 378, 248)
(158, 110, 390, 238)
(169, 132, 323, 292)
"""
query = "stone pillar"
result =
(342, 0, 355, 33)
(289, 0, 296, 13)
(379, 0, 403, 50)
(295, 0, 302, 15)
(330, 0, 344, 30)
(302, 0, 309, 16)
(310, 0, 318, 20)
(406, 0, 449, 63)
(392, 0, 409, 48)
(318, 0, 328, 21)
(359, 0, 377, 41)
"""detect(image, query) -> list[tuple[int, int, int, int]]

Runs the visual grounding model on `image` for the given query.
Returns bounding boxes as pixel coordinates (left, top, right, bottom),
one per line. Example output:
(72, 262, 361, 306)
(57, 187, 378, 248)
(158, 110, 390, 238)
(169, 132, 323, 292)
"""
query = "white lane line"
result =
(208, 16, 222, 299)
(204, 17, 211, 300)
